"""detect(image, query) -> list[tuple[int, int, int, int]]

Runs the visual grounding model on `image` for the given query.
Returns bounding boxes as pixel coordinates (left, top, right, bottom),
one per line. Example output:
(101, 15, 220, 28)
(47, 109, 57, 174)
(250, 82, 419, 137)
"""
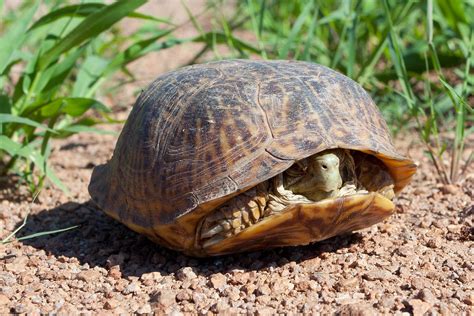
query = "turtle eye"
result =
(321, 164, 328, 170)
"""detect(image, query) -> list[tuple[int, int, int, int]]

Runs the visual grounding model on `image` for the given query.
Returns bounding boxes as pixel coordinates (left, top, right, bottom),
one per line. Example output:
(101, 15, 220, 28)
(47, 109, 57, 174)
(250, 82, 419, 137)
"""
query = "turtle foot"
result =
(200, 186, 267, 248)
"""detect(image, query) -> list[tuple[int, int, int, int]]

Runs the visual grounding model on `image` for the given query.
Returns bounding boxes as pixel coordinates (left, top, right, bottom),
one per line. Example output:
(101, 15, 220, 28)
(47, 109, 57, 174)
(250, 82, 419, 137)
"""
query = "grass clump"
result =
(0, 0, 184, 193)
(203, 0, 473, 184)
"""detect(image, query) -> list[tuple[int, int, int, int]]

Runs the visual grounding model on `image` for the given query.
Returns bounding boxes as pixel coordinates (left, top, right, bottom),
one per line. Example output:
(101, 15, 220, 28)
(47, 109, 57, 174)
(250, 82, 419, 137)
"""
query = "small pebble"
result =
(104, 299, 120, 310)
(176, 267, 197, 281)
(408, 299, 431, 316)
(152, 290, 176, 307)
(363, 270, 393, 281)
(210, 273, 227, 290)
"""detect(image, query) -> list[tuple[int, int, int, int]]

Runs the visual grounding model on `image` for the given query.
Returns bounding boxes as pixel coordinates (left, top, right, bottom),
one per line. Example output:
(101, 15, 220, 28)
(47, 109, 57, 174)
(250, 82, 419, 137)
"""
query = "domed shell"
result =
(89, 59, 416, 251)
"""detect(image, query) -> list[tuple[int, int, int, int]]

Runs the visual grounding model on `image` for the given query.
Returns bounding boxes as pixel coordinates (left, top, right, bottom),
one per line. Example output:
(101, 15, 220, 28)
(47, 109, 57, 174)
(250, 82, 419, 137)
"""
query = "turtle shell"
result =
(88, 59, 416, 256)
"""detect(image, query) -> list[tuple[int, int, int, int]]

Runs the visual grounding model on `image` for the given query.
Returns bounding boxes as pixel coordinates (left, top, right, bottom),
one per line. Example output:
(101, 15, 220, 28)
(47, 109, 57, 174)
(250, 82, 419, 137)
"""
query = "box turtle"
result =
(88, 59, 417, 257)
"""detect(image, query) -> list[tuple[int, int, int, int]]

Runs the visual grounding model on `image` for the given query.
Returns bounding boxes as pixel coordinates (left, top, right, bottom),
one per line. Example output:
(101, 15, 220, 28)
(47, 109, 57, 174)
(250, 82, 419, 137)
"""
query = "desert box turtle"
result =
(89, 59, 417, 257)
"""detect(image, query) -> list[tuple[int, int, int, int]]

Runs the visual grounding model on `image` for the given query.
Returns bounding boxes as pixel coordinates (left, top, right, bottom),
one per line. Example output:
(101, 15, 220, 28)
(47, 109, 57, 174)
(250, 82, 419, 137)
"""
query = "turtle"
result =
(88, 59, 417, 257)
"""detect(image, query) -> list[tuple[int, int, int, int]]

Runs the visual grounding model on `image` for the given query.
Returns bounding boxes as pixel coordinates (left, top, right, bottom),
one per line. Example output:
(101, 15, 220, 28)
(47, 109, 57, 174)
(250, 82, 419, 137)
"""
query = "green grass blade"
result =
(40, 47, 86, 94)
(436, 0, 467, 36)
(0, 94, 11, 114)
(181, 0, 205, 35)
(0, 114, 56, 133)
(1, 191, 40, 243)
(317, 8, 346, 25)
(191, 32, 260, 54)
(0, 135, 22, 156)
(219, 14, 241, 57)
(58, 125, 117, 135)
(452, 28, 472, 181)
(0, 0, 39, 74)
(330, 1, 352, 69)
(72, 55, 109, 97)
(45, 164, 70, 194)
(102, 29, 173, 77)
(14, 225, 80, 242)
(246, 0, 268, 59)
(29, 3, 175, 31)
(258, 0, 266, 37)
(39, 98, 110, 118)
(382, 0, 417, 112)
(356, 0, 416, 83)
(12, 137, 69, 194)
(28, 3, 105, 30)
(128, 12, 175, 25)
(346, 0, 362, 78)
(5, 141, 65, 192)
(278, 0, 313, 59)
(357, 38, 387, 84)
(38, 0, 146, 70)
(1, 214, 28, 244)
(16, 145, 45, 173)
(301, 2, 319, 61)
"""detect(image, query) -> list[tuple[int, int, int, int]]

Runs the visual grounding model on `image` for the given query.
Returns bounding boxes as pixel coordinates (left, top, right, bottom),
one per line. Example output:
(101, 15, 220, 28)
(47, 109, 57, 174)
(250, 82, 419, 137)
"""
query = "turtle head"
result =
(288, 150, 343, 195)
(311, 152, 343, 192)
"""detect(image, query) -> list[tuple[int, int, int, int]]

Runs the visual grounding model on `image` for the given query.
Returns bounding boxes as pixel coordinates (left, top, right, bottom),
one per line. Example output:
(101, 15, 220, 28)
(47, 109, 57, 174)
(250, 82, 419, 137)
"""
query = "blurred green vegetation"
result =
(0, 0, 184, 192)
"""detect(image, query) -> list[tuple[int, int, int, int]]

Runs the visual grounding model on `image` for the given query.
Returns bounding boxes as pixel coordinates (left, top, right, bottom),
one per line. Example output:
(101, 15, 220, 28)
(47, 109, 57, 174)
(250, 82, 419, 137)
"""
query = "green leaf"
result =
(435, 0, 467, 34)
(102, 29, 173, 77)
(28, 3, 107, 31)
(40, 98, 110, 117)
(2, 213, 29, 244)
(0, 114, 56, 133)
(21, 75, 32, 95)
(15, 225, 80, 241)
(15, 144, 45, 172)
(4, 224, 79, 243)
(302, 4, 320, 61)
(72, 55, 108, 97)
(128, 12, 175, 25)
(59, 125, 117, 135)
(4, 139, 69, 194)
(45, 164, 70, 194)
(0, 1, 39, 74)
(0, 135, 22, 156)
(191, 32, 260, 54)
(38, 0, 147, 69)
(29, 3, 173, 31)
(36, 47, 86, 95)
(0, 94, 11, 114)
(278, 0, 313, 59)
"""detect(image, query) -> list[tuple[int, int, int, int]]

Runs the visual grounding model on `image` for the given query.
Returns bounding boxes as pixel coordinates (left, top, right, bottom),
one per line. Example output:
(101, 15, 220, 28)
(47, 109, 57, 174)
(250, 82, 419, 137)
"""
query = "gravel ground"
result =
(1, 1, 473, 315)
(1, 128, 473, 315)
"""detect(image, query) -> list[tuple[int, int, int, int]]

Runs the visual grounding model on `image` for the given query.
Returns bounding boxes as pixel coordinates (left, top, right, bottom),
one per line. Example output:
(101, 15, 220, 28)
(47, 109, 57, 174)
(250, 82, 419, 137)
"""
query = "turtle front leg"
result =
(199, 184, 269, 248)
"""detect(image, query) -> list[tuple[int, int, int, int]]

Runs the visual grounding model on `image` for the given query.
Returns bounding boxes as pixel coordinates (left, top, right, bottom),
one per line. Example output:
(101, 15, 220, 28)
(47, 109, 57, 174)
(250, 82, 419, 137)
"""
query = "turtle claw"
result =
(201, 224, 224, 239)
(202, 235, 225, 248)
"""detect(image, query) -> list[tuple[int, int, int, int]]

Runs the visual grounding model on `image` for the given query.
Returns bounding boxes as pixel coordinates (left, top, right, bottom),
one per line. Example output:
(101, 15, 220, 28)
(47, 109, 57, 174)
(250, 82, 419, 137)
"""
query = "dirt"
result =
(1, 1, 473, 315)
(3, 131, 473, 316)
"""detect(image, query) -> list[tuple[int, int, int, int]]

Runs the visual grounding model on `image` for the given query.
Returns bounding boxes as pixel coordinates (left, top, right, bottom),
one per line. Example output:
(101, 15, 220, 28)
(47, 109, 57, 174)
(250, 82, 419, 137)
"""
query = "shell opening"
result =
(198, 149, 396, 249)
